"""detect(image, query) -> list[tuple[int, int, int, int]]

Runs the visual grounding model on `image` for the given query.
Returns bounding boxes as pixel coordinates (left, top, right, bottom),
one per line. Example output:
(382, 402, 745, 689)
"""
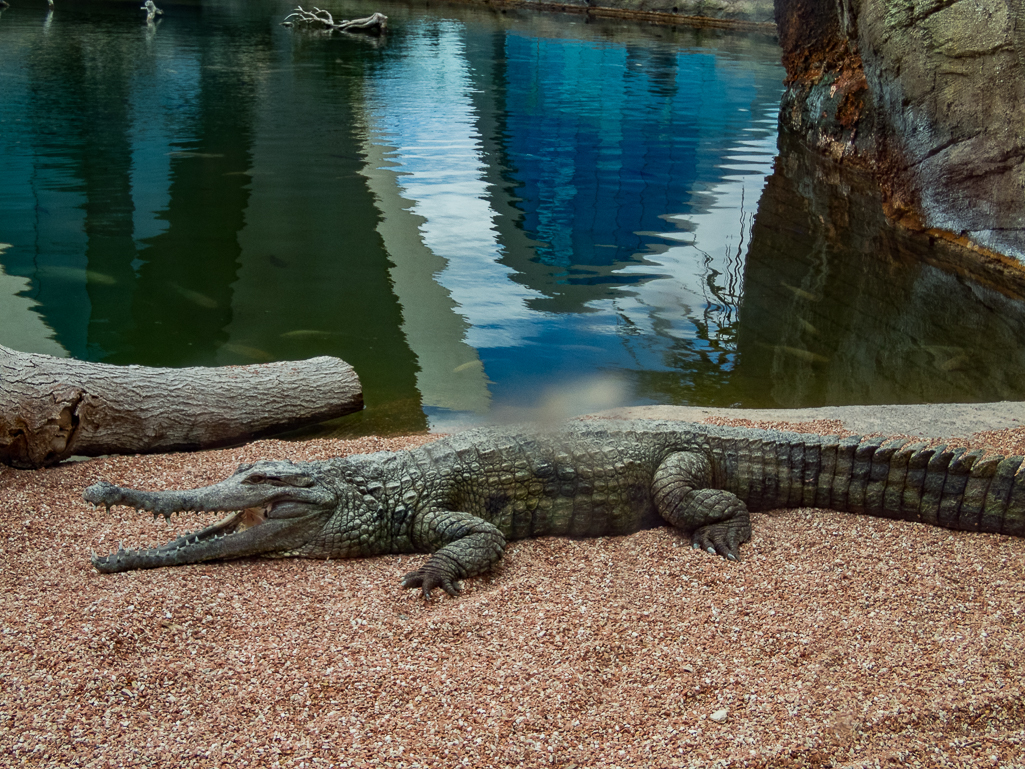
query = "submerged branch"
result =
(141, 0, 163, 23)
(282, 6, 387, 35)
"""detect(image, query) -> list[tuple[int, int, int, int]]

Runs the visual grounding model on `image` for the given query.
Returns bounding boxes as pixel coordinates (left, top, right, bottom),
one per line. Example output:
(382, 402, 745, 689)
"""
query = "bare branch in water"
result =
(282, 7, 387, 35)
(141, 0, 163, 23)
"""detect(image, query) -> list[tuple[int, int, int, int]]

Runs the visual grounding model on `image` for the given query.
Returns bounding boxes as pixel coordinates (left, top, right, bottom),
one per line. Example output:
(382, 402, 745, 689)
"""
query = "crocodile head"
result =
(86, 460, 341, 573)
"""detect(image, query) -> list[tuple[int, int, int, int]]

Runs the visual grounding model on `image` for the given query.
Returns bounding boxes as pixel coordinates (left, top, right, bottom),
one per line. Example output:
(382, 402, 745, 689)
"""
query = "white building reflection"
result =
(358, 19, 782, 423)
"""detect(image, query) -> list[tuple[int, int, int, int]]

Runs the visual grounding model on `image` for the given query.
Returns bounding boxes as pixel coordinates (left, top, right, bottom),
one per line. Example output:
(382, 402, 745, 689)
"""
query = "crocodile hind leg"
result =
(402, 509, 508, 598)
(652, 451, 751, 561)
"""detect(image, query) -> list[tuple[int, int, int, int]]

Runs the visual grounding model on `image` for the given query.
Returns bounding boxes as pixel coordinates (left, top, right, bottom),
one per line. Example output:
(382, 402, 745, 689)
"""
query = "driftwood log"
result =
(282, 7, 387, 34)
(0, 344, 363, 469)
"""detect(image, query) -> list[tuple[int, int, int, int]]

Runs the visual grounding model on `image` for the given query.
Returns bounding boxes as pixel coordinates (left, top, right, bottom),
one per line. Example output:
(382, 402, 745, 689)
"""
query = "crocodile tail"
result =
(863, 442, 1025, 536)
(718, 432, 1025, 536)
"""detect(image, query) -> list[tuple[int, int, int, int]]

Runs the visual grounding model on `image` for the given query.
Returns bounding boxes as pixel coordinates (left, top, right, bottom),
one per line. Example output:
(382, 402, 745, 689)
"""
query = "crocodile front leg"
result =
(402, 510, 508, 598)
(652, 451, 751, 561)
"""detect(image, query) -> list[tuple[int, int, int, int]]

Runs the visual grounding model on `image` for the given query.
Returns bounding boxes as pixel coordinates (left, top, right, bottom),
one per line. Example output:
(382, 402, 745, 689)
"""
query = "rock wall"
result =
(776, 0, 1025, 261)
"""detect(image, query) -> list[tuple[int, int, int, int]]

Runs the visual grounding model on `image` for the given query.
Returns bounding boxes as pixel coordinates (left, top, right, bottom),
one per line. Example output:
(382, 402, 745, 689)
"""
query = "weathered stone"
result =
(776, 0, 1025, 260)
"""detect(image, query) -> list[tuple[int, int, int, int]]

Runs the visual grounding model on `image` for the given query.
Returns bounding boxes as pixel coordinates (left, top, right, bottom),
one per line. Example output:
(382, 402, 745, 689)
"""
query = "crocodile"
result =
(85, 420, 1025, 597)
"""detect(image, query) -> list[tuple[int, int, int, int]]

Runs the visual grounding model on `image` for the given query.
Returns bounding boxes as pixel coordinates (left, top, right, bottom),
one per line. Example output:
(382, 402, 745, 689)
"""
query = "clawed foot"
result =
(691, 517, 751, 562)
(402, 567, 462, 599)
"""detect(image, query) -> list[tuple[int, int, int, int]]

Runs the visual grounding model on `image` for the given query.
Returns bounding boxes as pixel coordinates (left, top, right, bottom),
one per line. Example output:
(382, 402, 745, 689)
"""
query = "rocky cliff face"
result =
(776, 0, 1025, 261)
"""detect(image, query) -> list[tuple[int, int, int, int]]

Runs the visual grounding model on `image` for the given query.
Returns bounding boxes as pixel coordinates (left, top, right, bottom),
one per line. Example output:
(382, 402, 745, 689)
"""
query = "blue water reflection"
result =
(360, 13, 782, 426)
(0, 1, 783, 432)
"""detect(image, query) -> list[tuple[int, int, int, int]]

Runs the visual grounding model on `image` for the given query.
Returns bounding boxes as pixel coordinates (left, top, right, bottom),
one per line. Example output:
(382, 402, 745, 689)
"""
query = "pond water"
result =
(3, 0, 1025, 436)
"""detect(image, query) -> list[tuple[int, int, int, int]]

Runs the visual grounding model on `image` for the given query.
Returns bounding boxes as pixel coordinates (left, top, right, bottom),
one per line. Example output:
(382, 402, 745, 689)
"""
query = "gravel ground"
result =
(2, 420, 1024, 768)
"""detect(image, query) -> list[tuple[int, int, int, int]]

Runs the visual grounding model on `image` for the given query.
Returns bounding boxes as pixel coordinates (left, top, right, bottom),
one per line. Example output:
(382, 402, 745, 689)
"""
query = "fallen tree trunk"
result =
(0, 344, 363, 469)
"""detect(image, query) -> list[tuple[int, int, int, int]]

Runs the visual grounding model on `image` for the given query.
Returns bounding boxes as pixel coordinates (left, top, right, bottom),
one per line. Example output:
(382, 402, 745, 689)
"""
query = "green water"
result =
(2, 0, 1024, 437)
